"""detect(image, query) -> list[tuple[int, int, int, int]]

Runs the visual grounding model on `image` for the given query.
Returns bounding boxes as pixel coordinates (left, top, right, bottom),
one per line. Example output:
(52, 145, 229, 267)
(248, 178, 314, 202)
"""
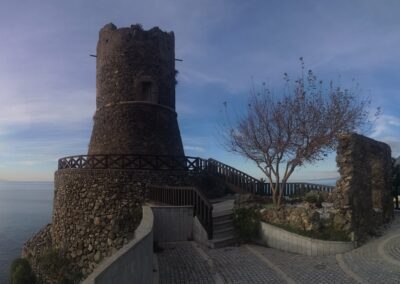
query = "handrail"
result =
(58, 154, 334, 196)
(206, 158, 334, 195)
(58, 154, 207, 171)
(148, 185, 213, 239)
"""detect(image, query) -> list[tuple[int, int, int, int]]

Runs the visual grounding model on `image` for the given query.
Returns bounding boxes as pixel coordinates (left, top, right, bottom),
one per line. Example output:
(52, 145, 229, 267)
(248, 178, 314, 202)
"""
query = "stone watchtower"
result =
(37, 24, 188, 277)
(88, 23, 184, 156)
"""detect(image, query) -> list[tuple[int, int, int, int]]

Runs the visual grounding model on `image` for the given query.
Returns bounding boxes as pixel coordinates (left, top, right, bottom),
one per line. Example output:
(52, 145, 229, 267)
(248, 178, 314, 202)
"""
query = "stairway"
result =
(208, 197, 236, 248)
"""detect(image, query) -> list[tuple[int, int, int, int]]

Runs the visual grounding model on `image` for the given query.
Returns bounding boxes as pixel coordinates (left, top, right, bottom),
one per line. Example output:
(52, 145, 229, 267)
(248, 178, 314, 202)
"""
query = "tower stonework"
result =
(22, 23, 193, 280)
(88, 23, 184, 156)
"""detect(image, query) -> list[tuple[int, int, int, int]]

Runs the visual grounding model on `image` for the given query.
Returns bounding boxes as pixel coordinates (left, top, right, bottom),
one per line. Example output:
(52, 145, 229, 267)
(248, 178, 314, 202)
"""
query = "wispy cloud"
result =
(184, 145, 205, 153)
(367, 114, 400, 156)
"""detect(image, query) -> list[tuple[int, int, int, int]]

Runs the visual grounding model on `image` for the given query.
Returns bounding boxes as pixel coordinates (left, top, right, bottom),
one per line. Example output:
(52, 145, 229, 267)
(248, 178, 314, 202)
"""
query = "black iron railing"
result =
(148, 185, 213, 239)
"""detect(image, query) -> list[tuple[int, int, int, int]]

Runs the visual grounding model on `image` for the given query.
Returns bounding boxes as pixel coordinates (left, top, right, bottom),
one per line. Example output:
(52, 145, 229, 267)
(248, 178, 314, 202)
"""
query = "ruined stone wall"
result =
(334, 133, 393, 242)
(88, 23, 184, 155)
(51, 168, 201, 276)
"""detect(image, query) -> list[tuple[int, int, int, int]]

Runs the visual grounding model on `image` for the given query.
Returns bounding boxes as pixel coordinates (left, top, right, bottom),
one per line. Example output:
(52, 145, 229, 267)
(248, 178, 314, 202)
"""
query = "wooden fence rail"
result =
(58, 155, 334, 197)
(206, 158, 335, 196)
(58, 155, 206, 171)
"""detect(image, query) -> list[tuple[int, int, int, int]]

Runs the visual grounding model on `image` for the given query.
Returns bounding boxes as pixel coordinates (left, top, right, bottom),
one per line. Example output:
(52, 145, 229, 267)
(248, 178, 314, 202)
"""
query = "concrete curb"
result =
(259, 222, 355, 256)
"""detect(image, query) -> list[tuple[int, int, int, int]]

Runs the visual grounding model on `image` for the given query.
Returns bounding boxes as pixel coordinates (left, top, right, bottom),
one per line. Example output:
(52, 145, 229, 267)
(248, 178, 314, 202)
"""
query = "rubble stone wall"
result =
(334, 133, 393, 242)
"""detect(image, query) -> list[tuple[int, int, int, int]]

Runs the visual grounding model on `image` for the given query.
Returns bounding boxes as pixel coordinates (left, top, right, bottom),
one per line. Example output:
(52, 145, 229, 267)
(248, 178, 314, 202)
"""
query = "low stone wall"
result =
(259, 222, 355, 256)
(151, 206, 194, 242)
(83, 206, 154, 284)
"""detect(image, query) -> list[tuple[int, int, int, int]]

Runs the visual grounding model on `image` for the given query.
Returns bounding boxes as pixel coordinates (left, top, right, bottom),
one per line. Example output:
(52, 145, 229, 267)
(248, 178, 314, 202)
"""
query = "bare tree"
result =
(223, 61, 376, 207)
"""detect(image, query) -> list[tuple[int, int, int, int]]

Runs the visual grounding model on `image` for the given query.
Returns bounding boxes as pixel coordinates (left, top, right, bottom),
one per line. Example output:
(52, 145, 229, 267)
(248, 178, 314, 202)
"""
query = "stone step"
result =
(213, 227, 235, 239)
(208, 236, 237, 249)
(213, 219, 234, 231)
(213, 212, 233, 222)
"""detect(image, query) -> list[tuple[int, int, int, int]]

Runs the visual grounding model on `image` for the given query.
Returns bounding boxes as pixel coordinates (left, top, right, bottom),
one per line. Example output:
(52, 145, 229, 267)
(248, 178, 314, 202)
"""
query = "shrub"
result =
(38, 248, 82, 284)
(9, 258, 36, 284)
(233, 207, 261, 241)
(304, 191, 324, 207)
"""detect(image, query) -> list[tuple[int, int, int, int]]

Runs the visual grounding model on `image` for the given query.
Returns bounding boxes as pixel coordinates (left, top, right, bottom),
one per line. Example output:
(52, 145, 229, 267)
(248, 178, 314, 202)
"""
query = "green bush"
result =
(9, 258, 36, 284)
(233, 207, 261, 241)
(38, 248, 81, 284)
(304, 191, 324, 208)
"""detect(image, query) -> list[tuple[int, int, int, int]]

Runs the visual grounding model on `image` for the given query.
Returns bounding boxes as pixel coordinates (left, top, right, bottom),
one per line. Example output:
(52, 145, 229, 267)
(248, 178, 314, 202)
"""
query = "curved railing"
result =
(206, 158, 335, 195)
(58, 154, 334, 196)
(58, 154, 207, 171)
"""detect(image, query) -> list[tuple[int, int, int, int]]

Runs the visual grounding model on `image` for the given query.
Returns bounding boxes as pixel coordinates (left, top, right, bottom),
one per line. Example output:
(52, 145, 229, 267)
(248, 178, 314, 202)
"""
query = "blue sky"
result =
(0, 0, 399, 181)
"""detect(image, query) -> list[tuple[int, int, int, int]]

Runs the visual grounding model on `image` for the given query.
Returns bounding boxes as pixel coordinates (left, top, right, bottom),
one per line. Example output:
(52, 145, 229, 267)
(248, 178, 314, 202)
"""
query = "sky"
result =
(0, 0, 399, 181)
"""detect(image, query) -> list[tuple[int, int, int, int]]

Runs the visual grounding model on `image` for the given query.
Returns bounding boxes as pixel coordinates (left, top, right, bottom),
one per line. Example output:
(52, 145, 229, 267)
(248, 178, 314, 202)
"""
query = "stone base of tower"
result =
(88, 102, 184, 156)
(51, 169, 145, 276)
(22, 167, 209, 281)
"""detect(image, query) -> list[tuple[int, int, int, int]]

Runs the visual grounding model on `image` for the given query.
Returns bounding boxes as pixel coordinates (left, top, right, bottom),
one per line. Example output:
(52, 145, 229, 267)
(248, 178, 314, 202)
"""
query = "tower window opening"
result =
(141, 81, 152, 98)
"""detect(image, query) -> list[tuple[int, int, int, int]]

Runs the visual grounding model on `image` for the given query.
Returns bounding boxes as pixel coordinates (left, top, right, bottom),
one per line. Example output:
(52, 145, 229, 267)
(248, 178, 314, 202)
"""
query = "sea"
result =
(0, 181, 53, 284)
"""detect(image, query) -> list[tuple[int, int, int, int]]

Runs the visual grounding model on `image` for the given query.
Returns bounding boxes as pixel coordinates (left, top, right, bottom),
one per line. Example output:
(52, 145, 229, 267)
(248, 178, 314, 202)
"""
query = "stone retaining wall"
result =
(51, 168, 202, 276)
(83, 206, 154, 284)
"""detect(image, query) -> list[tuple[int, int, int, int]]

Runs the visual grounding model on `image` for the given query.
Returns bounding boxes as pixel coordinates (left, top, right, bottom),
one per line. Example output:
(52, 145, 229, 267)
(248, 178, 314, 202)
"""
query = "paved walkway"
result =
(155, 212, 400, 283)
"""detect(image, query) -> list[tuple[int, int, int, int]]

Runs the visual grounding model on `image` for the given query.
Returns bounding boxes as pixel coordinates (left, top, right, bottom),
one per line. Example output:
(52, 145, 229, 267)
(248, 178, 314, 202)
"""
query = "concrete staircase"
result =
(208, 197, 236, 248)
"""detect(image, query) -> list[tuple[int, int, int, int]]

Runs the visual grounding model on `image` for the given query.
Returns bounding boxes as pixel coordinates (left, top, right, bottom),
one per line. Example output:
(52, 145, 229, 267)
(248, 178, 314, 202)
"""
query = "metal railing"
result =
(148, 185, 213, 239)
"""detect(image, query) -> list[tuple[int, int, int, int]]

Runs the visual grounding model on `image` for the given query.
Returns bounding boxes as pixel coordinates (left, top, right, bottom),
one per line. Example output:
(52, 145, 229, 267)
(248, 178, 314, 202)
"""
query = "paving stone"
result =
(156, 212, 400, 284)
(340, 213, 400, 284)
(250, 245, 356, 284)
(384, 235, 400, 261)
(206, 246, 286, 283)
(157, 242, 215, 284)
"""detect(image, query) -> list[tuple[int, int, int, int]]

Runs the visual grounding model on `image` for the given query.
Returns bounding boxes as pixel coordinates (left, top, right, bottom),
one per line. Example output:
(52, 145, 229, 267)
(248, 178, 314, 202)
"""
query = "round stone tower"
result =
(88, 23, 184, 156)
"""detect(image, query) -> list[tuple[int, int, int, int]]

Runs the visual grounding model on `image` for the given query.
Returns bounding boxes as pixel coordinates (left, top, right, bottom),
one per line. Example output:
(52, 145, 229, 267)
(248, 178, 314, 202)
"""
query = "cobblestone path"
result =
(156, 212, 400, 283)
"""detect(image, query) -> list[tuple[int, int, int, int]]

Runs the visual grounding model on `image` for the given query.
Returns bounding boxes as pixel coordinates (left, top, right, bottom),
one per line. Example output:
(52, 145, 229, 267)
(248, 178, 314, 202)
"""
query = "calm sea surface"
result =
(0, 181, 53, 284)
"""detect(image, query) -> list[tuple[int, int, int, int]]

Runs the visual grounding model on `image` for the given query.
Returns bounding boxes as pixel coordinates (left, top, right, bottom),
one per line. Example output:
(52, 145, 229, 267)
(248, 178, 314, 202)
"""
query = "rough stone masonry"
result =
(88, 23, 184, 156)
(333, 133, 393, 242)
